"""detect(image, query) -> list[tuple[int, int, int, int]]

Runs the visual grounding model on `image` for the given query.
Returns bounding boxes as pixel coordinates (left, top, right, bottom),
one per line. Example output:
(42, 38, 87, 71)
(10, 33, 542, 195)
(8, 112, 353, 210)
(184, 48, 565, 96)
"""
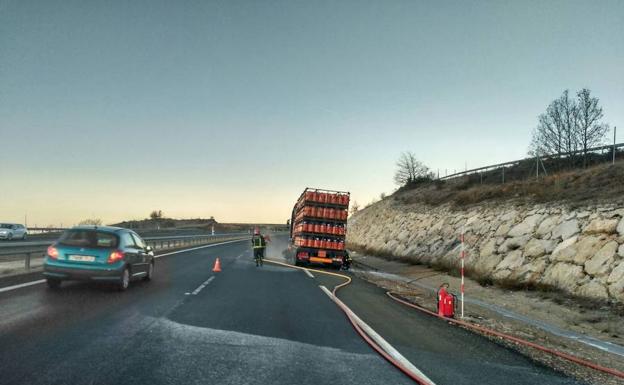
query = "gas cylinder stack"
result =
(290, 188, 350, 268)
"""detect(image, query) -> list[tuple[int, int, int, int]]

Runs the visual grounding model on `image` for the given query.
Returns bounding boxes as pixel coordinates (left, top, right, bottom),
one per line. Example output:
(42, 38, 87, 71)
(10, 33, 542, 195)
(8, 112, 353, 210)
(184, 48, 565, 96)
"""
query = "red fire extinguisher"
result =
(437, 284, 455, 318)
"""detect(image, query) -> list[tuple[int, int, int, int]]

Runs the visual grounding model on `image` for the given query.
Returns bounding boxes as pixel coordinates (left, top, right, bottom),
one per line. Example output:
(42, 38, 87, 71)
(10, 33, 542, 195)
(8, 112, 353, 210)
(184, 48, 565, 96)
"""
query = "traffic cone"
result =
(212, 258, 222, 272)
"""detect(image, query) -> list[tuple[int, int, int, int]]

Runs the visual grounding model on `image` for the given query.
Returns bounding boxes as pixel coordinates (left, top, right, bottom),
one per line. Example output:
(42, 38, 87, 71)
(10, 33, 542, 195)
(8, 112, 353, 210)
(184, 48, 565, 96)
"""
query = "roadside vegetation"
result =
(388, 88, 618, 209)
(396, 161, 624, 208)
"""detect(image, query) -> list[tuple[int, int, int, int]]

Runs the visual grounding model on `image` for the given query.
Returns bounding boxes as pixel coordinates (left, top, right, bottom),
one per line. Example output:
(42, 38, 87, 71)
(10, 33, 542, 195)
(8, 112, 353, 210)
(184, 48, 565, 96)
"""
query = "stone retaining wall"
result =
(347, 198, 624, 302)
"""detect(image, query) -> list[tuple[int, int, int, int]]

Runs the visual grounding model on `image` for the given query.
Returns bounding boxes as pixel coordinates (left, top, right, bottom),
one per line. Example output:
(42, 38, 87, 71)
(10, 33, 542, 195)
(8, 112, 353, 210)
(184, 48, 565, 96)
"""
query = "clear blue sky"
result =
(1, 0, 623, 226)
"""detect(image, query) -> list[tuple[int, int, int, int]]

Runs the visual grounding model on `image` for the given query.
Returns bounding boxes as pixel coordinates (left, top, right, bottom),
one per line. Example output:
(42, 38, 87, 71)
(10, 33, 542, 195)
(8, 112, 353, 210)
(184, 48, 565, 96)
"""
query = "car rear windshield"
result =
(0, 224, 12, 229)
(58, 230, 119, 248)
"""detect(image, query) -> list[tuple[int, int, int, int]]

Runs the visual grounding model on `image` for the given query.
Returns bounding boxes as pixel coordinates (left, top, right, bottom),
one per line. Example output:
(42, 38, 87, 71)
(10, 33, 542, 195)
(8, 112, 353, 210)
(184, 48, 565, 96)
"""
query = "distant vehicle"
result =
(0, 223, 28, 240)
(43, 226, 155, 290)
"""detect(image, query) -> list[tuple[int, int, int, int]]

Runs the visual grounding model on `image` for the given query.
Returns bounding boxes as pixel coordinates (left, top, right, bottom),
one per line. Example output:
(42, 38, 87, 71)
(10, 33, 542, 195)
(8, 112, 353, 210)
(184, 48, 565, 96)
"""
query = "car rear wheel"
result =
(118, 268, 130, 291)
(7, 233, 12, 241)
(46, 278, 61, 289)
(22, 234, 27, 240)
(143, 262, 154, 281)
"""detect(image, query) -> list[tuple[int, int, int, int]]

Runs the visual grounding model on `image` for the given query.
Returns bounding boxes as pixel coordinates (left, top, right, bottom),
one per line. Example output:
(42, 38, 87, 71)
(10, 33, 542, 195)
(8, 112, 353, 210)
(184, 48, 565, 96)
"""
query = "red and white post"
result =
(460, 227, 465, 318)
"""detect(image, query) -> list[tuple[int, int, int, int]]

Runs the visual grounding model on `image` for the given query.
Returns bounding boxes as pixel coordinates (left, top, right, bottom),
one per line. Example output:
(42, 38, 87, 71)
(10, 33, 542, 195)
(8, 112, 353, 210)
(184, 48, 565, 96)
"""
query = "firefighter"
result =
(341, 252, 352, 270)
(251, 228, 267, 267)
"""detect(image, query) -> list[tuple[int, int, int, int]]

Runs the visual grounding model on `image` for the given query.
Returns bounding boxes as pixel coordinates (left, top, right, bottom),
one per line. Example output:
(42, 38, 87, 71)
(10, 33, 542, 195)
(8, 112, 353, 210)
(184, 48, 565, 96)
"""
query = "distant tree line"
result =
(530, 88, 610, 168)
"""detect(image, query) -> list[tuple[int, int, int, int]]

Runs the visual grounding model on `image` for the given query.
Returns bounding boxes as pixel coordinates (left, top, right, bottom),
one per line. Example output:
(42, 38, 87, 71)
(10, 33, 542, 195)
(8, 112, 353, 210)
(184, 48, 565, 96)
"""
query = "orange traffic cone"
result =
(212, 258, 222, 272)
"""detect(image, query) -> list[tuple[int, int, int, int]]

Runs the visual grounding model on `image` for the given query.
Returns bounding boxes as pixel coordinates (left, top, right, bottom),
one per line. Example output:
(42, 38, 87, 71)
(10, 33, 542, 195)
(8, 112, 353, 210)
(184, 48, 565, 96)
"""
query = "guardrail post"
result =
(25, 252, 31, 271)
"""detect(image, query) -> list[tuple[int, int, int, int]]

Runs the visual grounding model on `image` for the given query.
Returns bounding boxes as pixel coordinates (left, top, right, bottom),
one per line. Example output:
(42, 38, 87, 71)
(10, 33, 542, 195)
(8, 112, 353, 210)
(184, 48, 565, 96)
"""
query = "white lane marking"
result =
(304, 269, 314, 278)
(319, 285, 436, 385)
(191, 276, 215, 295)
(0, 239, 248, 294)
(0, 279, 46, 293)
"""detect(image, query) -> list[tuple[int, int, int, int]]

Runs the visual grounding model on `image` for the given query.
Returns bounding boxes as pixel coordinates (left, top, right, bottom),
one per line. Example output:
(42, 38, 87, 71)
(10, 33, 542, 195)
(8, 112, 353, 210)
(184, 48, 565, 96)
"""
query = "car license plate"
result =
(68, 255, 96, 262)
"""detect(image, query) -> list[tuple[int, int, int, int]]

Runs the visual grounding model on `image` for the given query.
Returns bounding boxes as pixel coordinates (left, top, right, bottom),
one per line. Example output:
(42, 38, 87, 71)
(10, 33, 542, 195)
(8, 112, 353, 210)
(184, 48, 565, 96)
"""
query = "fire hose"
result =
(386, 291, 624, 380)
(265, 259, 624, 381)
(264, 259, 435, 385)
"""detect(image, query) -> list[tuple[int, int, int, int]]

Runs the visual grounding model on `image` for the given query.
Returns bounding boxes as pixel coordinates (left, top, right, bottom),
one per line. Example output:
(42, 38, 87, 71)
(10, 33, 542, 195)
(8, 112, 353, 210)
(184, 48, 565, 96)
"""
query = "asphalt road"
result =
(0, 235, 583, 385)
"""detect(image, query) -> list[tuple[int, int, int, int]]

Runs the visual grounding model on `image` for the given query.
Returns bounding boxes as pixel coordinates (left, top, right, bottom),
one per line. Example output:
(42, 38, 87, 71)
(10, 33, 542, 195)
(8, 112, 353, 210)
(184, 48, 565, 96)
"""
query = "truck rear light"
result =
(47, 246, 59, 259)
(107, 250, 124, 264)
(297, 252, 309, 259)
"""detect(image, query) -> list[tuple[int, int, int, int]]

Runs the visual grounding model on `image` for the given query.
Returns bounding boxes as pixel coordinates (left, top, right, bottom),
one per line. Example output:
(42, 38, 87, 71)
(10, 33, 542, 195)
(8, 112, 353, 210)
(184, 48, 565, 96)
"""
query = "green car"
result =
(43, 226, 155, 290)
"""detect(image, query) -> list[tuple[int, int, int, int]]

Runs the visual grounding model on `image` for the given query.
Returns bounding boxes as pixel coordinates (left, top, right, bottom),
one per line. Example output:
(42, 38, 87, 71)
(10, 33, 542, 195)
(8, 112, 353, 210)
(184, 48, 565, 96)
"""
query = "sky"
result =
(1, 0, 623, 226)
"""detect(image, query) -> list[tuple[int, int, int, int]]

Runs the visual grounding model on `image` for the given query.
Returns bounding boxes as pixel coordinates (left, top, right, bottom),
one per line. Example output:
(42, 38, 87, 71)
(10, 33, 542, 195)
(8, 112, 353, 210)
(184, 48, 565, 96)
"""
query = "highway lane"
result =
(0, 235, 586, 385)
(0, 237, 412, 385)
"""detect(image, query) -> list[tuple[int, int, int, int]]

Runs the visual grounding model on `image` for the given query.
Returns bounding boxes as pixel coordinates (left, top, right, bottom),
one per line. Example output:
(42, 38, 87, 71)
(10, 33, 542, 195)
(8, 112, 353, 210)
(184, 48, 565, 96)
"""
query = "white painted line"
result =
(0, 238, 247, 294)
(0, 279, 46, 293)
(304, 269, 314, 278)
(319, 285, 436, 385)
(191, 276, 215, 295)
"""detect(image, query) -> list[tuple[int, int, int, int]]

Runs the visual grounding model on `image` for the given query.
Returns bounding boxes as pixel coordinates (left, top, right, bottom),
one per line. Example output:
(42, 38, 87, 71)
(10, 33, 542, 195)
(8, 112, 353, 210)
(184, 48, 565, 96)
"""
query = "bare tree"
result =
(349, 201, 360, 215)
(78, 218, 102, 226)
(558, 89, 580, 159)
(576, 88, 609, 167)
(394, 152, 432, 186)
(150, 210, 163, 220)
(530, 100, 566, 156)
(530, 89, 609, 167)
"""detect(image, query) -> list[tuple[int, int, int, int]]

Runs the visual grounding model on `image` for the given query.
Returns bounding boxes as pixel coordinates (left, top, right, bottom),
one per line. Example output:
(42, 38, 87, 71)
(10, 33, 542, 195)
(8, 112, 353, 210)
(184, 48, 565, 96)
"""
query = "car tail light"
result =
(108, 250, 124, 264)
(47, 246, 59, 259)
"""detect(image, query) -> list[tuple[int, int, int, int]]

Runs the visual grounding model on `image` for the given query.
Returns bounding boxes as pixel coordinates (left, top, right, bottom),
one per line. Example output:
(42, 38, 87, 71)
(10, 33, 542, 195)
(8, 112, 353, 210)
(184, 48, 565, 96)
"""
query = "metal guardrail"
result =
(440, 142, 624, 180)
(0, 232, 250, 249)
(0, 233, 252, 272)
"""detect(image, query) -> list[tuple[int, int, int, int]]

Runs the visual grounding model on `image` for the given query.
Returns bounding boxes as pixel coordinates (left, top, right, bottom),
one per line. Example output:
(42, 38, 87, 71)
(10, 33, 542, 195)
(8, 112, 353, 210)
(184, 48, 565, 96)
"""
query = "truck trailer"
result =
(289, 188, 350, 268)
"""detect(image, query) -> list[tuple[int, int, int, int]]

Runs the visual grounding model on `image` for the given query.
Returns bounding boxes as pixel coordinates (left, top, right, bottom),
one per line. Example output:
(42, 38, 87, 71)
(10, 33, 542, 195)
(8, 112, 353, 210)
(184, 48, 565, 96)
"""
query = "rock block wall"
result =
(347, 199, 624, 302)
